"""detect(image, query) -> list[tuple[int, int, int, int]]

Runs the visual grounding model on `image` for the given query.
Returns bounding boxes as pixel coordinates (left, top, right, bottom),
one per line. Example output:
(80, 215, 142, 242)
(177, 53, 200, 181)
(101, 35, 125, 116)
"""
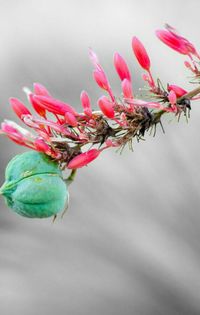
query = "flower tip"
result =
(33, 83, 51, 97)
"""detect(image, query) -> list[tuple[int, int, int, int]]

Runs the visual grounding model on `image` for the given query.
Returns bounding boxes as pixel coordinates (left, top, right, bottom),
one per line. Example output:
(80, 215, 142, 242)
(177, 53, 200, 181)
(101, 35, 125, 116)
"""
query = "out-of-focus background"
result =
(1, 1, 200, 314)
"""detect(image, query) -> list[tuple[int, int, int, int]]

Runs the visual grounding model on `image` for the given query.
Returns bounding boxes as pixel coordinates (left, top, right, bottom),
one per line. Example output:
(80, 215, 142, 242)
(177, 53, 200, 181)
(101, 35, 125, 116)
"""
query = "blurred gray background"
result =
(1, 0, 200, 314)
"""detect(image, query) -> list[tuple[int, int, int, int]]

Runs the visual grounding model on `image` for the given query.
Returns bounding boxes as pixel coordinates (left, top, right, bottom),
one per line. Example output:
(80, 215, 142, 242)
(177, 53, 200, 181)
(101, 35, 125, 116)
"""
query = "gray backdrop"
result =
(0, 1, 200, 314)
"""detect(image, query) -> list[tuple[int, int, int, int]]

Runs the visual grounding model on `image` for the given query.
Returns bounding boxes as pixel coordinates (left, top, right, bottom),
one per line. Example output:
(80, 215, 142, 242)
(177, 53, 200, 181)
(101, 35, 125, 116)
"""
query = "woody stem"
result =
(178, 85, 200, 101)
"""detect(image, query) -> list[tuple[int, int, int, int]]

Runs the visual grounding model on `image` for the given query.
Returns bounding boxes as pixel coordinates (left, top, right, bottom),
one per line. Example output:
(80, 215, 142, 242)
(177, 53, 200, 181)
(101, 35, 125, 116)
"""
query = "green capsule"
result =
(0, 151, 68, 218)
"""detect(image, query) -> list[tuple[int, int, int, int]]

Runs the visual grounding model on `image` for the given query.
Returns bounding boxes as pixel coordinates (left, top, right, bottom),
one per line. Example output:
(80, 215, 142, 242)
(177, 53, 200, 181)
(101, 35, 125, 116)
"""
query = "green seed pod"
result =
(0, 151, 68, 218)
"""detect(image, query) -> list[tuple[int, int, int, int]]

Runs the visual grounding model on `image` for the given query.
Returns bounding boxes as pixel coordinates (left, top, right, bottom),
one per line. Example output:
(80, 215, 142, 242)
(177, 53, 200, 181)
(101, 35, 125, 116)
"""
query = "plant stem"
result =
(179, 85, 200, 101)
(66, 169, 77, 185)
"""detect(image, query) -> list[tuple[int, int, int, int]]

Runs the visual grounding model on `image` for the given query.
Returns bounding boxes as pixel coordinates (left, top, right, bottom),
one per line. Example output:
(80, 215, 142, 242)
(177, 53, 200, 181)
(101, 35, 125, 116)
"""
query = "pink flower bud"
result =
(121, 79, 133, 99)
(98, 96, 115, 119)
(93, 70, 110, 91)
(168, 85, 187, 97)
(155, 30, 188, 55)
(132, 37, 151, 71)
(168, 90, 177, 109)
(33, 83, 51, 97)
(65, 112, 78, 127)
(29, 94, 46, 117)
(67, 149, 100, 169)
(168, 90, 177, 104)
(32, 95, 77, 116)
(9, 98, 31, 120)
(80, 91, 92, 116)
(34, 138, 51, 154)
(113, 52, 131, 81)
(1, 122, 26, 145)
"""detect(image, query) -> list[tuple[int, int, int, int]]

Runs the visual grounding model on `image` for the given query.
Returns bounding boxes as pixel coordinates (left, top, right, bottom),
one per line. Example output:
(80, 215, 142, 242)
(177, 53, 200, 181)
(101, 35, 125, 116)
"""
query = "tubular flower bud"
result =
(121, 79, 134, 99)
(34, 138, 52, 155)
(0, 151, 68, 218)
(1, 122, 27, 145)
(32, 95, 77, 116)
(29, 94, 46, 117)
(132, 37, 151, 71)
(65, 112, 78, 127)
(93, 70, 110, 91)
(67, 149, 100, 169)
(98, 96, 115, 119)
(156, 30, 189, 55)
(9, 98, 31, 120)
(168, 90, 177, 112)
(33, 83, 51, 97)
(80, 91, 92, 116)
(114, 52, 131, 81)
(168, 84, 187, 97)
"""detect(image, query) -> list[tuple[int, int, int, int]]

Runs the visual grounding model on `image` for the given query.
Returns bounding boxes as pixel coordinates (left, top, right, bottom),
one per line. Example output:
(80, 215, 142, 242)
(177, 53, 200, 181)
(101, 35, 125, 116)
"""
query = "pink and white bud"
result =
(1, 122, 27, 145)
(98, 96, 115, 119)
(132, 37, 151, 71)
(80, 91, 92, 116)
(65, 112, 78, 127)
(9, 98, 31, 120)
(67, 149, 100, 169)
(121, 79, 134, 99)
(168, 85, 187, 97)
(114, 52, 131, 81)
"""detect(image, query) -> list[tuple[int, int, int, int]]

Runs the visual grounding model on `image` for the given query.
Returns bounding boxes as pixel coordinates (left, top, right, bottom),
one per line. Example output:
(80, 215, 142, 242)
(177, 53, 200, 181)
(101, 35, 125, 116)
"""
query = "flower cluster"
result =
(1, 24, 200, 170)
